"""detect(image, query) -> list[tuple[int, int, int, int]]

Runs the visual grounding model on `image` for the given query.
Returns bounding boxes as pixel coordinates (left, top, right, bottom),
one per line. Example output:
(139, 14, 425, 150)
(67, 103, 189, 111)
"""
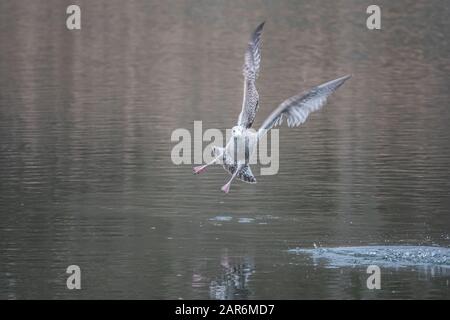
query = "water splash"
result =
(288, 246, 450, 271)
(209, 216, 233, 222)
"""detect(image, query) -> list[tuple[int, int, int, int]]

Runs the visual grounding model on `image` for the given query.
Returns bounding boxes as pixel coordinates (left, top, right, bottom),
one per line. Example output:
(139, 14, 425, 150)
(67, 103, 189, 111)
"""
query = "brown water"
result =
(0, 0, 449, 299)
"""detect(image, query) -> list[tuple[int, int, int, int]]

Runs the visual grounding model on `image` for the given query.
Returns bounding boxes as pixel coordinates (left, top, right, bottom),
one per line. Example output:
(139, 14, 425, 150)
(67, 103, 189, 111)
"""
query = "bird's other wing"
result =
(237, 22, 265, 129)
(257, 75, 351, 138)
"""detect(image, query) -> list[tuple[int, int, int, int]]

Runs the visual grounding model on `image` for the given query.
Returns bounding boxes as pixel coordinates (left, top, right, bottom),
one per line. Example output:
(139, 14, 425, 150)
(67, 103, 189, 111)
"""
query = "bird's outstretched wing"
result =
(258, 75, 351, 137)
(237, 22, 265, 129)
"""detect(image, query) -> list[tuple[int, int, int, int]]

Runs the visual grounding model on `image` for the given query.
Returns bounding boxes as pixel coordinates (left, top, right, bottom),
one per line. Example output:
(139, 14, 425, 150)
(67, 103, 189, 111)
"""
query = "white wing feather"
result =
(237, 22, 265, 129)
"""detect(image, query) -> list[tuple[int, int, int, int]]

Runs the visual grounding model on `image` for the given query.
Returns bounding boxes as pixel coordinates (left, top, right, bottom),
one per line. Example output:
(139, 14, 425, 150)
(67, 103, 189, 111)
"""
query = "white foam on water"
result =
(209, 216, 233, 222)
(288, 245, 450, 270)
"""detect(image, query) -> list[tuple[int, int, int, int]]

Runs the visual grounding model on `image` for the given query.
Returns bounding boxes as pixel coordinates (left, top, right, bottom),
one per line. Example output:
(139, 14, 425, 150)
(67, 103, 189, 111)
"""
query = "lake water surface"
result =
(0, 0, 449, 299)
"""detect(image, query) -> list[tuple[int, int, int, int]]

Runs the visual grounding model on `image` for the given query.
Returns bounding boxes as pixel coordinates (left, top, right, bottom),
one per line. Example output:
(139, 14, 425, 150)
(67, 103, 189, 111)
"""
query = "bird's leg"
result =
(193, 153, 223, 175)
(221, 163, 243, 194)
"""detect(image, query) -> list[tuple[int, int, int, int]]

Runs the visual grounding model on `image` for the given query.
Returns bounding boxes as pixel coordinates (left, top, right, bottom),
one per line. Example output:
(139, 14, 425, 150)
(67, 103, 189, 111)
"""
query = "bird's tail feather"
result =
(212, 146, 257, 183)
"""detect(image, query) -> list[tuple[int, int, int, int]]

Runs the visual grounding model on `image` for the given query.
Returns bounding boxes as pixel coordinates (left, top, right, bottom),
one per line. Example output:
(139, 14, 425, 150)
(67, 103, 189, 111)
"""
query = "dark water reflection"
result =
(0, 0, 449, 299)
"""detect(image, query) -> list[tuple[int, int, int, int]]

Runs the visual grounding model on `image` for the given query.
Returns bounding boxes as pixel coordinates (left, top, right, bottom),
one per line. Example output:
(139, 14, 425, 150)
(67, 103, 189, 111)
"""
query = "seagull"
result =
(193, 22, 351, 193)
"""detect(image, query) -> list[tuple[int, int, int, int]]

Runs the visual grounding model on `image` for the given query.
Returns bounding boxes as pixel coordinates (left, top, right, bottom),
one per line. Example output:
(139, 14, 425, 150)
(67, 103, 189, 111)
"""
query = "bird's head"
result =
(231, 126, 243, 137)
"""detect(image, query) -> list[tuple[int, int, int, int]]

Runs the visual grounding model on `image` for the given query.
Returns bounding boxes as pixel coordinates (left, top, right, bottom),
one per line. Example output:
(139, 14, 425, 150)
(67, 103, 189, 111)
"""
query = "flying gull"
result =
(193, 22, 351, 193)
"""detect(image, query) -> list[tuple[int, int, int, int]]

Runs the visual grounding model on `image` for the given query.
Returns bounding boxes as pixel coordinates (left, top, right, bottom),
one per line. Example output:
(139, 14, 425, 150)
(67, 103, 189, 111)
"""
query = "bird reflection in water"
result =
(209, 253, 255, 300)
